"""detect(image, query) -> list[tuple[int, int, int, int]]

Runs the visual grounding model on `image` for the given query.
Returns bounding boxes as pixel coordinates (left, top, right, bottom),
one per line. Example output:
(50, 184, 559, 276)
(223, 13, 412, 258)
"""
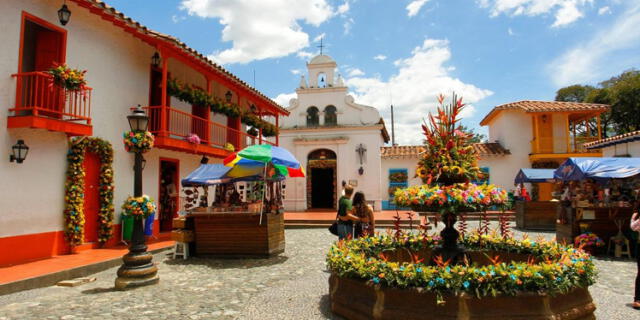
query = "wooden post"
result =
(275, 115, 279, 146)
(533, 115, 539, 153)
(572, 119, 577, 152)
(258, 110, 263, 144)
(596, 114, 602, 139)
(565, 115, 570, 153)
(160, 53, 169, 137)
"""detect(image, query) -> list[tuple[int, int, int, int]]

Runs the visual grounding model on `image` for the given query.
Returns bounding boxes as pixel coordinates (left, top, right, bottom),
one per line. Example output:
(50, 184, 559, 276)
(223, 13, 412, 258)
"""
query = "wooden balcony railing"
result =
(530, 136, 600, 154)
(144, 106, 275, 153)
(10, 72, 92, 124)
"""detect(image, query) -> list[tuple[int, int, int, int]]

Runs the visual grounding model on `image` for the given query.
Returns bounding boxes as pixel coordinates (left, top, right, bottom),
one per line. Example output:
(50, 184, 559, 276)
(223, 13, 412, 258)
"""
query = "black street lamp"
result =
(9, 140, 29, 163)
(151, 52, 161, 68)
(58, 1, 71, 26)
(115, 106, 158, 290)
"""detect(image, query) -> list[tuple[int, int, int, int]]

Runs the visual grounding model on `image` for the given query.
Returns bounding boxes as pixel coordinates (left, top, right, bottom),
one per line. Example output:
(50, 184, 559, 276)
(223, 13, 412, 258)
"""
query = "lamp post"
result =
(9, 140, 29, 163)
(115, 105, 159, 290)
(58, 0, 71, 26)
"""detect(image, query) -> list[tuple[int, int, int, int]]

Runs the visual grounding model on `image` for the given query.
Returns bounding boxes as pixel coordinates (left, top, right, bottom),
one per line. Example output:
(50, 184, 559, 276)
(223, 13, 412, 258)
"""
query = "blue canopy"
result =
(514, 168, 556, 184)
(181, 164, 285, 186)
(553, 157, 640, 181)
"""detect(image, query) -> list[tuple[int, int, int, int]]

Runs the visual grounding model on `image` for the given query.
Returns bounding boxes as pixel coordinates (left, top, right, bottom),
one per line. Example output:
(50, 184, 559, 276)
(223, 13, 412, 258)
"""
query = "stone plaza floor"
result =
(0, 225, 638, 319)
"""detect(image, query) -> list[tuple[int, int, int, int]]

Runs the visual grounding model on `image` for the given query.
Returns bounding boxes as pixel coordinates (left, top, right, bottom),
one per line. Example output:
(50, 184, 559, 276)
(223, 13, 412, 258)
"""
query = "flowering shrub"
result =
(186, 133, 201, 144)
(574, 232, 605, 248)
(393, 183, 508, 214)
(48, 63, 88, 91)
(326, 232, 597, 305)
(121, 195, 156, 220)
(123, 131, 154, 153)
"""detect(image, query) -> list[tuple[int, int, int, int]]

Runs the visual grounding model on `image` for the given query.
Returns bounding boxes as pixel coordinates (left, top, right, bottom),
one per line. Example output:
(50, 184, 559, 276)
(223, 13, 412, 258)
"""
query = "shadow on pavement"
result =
(318, 294, 345, 320)
(163, 255, 289, 270)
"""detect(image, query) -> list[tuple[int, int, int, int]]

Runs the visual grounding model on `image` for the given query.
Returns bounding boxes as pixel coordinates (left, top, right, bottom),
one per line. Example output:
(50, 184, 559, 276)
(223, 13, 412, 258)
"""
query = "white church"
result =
(279, 54, 511, 212)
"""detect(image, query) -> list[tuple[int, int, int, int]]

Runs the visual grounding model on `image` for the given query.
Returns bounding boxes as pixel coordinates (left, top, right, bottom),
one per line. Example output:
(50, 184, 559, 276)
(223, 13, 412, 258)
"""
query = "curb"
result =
(0, 245, 173, 296)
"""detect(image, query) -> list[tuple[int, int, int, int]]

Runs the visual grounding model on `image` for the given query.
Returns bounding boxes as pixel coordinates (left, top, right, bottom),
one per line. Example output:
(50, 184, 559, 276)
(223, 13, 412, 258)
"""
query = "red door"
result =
(83, 151, 101, 243)
(227, 116, 240, 148)
(192, 105, 210, 144)
(35, 29, 64, 116)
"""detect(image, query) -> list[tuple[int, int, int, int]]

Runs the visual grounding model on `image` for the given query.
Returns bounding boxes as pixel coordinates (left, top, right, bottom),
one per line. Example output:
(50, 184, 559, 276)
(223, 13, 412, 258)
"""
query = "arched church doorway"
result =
(307, 149, 337, 210)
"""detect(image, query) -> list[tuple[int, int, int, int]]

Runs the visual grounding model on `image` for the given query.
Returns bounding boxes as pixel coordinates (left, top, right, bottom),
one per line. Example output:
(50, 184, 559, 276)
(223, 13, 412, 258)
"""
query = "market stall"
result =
(177, 145, 305, 257)
(553, 157, 640, 255)
(514, 168, 557, 230)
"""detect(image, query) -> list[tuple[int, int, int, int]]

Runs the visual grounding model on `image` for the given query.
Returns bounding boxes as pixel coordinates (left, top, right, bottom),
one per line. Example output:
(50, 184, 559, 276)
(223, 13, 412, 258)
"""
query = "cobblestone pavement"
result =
(0, 225, 638, 319)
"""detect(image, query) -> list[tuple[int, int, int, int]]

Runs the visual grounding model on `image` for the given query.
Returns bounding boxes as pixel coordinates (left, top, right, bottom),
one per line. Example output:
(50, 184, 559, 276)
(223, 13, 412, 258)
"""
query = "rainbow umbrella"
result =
(223, 144, 305, 178)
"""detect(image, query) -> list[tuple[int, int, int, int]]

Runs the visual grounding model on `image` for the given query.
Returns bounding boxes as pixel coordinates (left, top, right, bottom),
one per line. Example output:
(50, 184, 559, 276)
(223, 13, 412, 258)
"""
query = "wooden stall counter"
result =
(186, 210, 285, 257)
(556, 206, 634, 246)
(515, 200, 558, 231)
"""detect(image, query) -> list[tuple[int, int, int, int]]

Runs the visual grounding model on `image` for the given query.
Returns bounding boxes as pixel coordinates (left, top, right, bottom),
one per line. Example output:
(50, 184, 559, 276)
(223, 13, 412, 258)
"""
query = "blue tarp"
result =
(514, 168, 556, 184)
(181, 163, 284, 186)
(553, 157, 640, 181)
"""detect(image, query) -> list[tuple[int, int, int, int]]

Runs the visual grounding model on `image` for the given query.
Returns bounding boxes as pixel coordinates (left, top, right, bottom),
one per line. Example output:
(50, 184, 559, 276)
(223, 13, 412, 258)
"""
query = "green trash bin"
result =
(121, 215, 133, 241)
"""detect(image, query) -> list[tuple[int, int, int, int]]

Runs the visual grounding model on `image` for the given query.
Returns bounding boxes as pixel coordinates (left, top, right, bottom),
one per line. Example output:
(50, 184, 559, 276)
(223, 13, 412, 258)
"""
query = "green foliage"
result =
(555, 84, 595, 103)
(167, 78, 279, 137)
(326, 232, 597, 304)
(457, 124, 486, 144)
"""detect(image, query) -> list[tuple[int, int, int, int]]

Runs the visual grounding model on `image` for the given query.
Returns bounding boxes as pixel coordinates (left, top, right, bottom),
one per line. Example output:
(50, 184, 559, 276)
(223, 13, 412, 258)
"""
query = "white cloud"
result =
(291, 69, 303, 75)
(406, 0, 430, 17)
(314, 33, 326, 43)
(345, 39, 492, 145)
(507, 27, 515, 35)
(297, 51, 315, 60)
(171, 15, 187, 23)
(180, 0, 335, 64)
(598, 6, 611, 15)
(347, 68, 365, 77)
(337, 2, 350, 15)
(479, 0, 594, 27)
(273, 93, 297, 108)
(343, 17, 354, 35)
(373, 54, 387, 60)
(548, 2, 640, 86)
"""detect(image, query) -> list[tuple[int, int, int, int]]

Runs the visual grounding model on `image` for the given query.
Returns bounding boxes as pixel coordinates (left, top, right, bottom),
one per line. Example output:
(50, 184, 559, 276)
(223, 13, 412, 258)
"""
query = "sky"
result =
(104, 0, 640, 145)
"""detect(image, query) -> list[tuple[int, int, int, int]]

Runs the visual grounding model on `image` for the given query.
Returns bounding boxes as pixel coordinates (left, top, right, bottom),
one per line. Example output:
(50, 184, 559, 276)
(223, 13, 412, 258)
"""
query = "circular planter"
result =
(329, 274, 595, 320)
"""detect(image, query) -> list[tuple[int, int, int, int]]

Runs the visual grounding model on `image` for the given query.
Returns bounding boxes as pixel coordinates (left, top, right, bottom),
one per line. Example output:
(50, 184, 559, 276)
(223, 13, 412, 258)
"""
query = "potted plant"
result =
(574, 232, 605, 255)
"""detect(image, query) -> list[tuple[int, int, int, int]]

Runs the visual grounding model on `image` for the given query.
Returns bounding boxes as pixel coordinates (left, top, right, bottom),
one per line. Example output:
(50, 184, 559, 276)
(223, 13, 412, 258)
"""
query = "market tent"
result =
(553, 157, 640, 181)
(514, 168, 556, 184)
(181, 163, 285, 187)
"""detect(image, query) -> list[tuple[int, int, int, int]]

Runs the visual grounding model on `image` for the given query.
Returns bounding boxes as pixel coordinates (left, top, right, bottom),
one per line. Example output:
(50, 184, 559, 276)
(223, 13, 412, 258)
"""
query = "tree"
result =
(555, 84, 595, 102)
(458, 125, 486, 144)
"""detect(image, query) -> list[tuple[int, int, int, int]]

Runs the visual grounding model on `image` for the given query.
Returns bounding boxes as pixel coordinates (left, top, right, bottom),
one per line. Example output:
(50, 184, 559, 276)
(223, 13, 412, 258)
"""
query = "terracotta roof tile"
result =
(480, 100, 609, 126)
(380, 143, 510, 159)
(73, 0, 287, 115)
(584, 130, 640, 149)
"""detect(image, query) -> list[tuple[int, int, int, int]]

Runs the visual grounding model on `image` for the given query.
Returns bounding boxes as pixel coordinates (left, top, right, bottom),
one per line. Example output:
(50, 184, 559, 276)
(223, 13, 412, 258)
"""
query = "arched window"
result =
(324, 105, 337, 126)
(317, 72, 326, 88)
(306, 106, 319, 127)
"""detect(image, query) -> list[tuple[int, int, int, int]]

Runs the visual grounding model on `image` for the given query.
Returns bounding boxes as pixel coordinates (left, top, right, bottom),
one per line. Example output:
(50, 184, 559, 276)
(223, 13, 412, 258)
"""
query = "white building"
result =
(0, 0, 286, 266)
(279, 55, 389, 211)
(584, 130, 640, 157)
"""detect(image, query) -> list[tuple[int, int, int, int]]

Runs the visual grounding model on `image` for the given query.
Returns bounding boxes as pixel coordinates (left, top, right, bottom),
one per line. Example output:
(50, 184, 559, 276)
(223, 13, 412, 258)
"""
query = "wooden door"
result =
(35, 29, 64, 116)
(148, 68, 163, 132)
(83, 151, 101, 243)
(191, 105, 210, 144)
(537, 114, 553, 153)
(227, 117, 240, 148)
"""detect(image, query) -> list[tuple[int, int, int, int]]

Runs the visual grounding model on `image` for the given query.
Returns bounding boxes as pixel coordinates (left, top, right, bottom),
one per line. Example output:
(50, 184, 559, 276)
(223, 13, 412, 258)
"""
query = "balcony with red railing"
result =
(7, 72, 92, 136)
(144, 106, 276, 158)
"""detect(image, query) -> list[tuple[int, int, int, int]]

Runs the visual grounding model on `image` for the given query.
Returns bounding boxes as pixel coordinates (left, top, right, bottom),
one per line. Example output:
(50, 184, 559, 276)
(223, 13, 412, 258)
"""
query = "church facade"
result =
(279, 55, 389, 211)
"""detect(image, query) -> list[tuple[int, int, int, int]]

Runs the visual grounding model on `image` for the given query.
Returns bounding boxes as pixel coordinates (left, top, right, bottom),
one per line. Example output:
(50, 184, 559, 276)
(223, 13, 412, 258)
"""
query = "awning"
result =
(553, 157, 640, 181)
(181, 163, 284, 186)
(514, 168, 556, 184)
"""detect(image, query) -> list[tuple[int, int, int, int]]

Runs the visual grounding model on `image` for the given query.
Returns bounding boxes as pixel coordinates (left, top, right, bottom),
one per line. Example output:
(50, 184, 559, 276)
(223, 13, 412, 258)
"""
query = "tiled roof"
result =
(380, 143, 510, 159)
(480, 100, 609, 126)
(72, 0, 287, 115)
(584, 130, 640, 149)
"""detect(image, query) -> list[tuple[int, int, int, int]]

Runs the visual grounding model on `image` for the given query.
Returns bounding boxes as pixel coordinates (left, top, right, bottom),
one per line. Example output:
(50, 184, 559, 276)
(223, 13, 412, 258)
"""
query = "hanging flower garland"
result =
(167, 78, 279, 137)
(63, 137, 115, 246)
(121, 195, 156, 220)
(123, 130, 154, 153)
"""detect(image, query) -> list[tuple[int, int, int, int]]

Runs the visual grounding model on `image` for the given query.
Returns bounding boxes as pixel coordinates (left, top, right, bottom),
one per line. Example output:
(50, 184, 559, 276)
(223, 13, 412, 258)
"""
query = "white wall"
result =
(279, 127, 384, 211)
(0, 0, 205, 239)
(602, 141, 640, 157)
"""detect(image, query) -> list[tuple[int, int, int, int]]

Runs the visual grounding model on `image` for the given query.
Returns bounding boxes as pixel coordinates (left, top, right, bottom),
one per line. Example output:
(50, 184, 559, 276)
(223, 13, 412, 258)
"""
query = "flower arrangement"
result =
(48, 63, 88, 92)
(64, 137, 114, 246)
(167, 78, 279, 136)
(393, 183, 508, 214)
(123, 130, 154, 153)
(574, 232, 605, 248)
(326, 232, 597, 305)
(224, 142, 235, 152)
(121, 195, 156, 220)
(186, 133, 201, 144)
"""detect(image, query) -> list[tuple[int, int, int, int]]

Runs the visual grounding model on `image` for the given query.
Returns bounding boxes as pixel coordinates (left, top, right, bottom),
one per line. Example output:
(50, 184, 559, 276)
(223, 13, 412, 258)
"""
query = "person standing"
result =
(352, 191, 375, 237)
(631, 187, 640, 310)
(337, 185, 360, 240)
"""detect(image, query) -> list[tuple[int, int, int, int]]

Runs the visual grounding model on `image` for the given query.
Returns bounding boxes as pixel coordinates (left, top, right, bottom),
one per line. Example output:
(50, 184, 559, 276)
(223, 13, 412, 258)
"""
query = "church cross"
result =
(317, 37, 325, 55)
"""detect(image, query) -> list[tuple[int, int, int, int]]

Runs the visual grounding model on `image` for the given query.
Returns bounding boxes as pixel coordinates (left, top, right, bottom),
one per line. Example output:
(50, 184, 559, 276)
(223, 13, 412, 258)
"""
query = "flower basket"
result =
(48, 63, 88, 92)
(185, 133, 201, 144)
(123, 131, 154, 153)
(121, 195, 156, 220)
(574, 232, 604, 253)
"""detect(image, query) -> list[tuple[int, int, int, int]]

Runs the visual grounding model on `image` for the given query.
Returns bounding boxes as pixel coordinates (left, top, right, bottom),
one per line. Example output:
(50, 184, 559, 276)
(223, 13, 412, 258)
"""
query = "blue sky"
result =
(105, 0, 639, 144)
